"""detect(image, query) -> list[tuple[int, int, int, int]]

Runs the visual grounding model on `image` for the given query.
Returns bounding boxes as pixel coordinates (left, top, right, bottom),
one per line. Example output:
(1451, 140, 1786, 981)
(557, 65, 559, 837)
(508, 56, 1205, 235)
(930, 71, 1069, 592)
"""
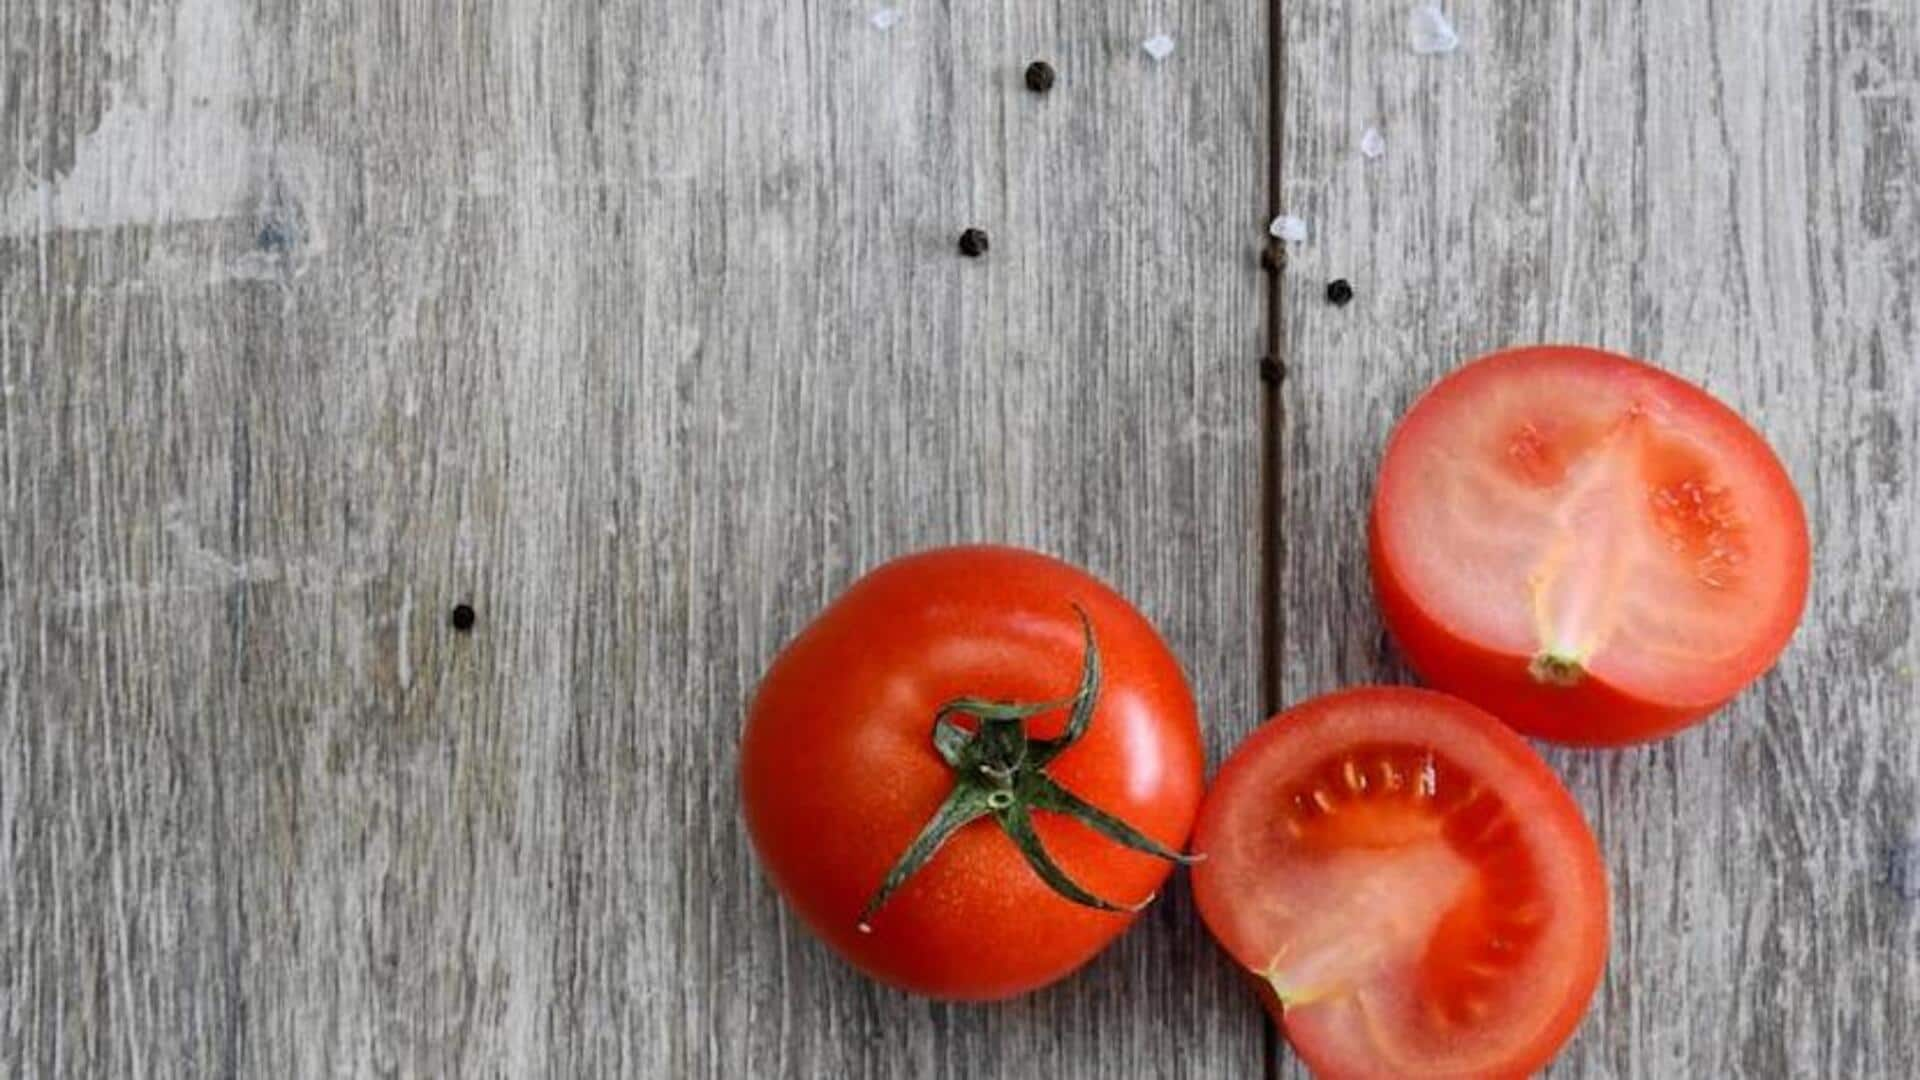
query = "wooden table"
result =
(4, 2, 1914, 1076)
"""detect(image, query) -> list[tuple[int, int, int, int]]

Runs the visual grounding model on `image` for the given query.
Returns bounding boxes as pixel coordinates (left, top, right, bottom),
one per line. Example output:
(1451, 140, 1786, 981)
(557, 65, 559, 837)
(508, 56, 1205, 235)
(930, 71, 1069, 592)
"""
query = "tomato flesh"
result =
(1192, 688, 1607, 1080)
(1371, 346, 1809, 743)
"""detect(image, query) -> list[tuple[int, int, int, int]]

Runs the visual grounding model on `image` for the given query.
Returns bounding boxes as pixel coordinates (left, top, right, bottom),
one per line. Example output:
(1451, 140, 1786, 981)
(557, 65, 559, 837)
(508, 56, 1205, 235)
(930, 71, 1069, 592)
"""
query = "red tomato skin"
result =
(741, 546, 1205, 1000)
(1193, 688, 1609, 1080)
(1369, 345, 1811, 746)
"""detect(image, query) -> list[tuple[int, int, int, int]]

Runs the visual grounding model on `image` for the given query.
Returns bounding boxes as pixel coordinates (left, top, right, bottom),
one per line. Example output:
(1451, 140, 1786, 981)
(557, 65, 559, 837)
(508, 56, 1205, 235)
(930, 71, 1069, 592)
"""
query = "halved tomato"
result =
(1191, 688, 1608, 1080)
(1371, 346, 1810, 744)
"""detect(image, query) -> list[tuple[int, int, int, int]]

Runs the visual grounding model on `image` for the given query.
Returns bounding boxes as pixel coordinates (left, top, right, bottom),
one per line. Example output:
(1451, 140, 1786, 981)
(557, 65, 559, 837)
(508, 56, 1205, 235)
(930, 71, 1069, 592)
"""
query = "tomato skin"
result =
(1370, 346, 1811, 746)
(741, 546, 1204, 1000)
(1191, 688, 1609, 1080)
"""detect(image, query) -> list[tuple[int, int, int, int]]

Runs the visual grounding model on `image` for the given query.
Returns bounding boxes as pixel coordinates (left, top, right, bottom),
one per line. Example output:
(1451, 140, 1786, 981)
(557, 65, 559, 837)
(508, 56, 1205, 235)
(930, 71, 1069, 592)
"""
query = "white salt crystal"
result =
(1269, 215, 1308, 243)
(1142, 34, 1176, 61)
(1360, 127, 1386, 159)
(1409, 5, 1459, 54)
(869, 7, 902, 31)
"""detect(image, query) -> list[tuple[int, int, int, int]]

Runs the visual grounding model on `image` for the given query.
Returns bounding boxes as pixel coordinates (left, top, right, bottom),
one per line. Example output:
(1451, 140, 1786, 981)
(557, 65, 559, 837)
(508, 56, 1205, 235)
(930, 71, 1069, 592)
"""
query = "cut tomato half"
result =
(1192, 688, 1608, 1080)
(1371, 346, 1810, 744)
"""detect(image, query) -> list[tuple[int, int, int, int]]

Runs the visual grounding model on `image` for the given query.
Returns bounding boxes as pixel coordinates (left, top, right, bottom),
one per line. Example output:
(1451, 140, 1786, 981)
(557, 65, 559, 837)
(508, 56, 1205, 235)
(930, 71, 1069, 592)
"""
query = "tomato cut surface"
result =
(1192, 688, 1608, 1080)
(1371, 346, 1809, 744)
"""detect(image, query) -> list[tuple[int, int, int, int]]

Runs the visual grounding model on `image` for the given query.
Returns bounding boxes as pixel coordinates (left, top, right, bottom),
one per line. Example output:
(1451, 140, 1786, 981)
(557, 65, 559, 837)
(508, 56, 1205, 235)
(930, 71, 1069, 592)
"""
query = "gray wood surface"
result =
(1, 0, 1265, 1077)
(1277, 2, 1919, 1077)
(2, 1, 1914, 1079)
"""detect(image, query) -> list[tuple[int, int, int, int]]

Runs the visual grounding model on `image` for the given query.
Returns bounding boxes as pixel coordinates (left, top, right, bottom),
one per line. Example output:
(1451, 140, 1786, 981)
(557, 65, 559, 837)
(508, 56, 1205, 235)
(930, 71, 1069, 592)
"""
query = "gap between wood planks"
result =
(1259, 2, 1287, 1079)
(1261, 2, 1287, 722)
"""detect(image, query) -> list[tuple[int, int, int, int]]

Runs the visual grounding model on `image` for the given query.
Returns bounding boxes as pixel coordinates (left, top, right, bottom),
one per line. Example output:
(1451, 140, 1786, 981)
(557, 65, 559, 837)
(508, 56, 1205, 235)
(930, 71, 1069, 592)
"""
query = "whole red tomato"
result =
(741, 546, 1205, 1000)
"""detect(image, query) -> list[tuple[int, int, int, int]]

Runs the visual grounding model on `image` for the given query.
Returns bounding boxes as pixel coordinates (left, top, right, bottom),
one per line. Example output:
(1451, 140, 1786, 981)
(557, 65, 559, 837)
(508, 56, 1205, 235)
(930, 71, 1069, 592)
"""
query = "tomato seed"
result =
(1376, 759, 1404, 791)
(1342, 759, 1366, 792)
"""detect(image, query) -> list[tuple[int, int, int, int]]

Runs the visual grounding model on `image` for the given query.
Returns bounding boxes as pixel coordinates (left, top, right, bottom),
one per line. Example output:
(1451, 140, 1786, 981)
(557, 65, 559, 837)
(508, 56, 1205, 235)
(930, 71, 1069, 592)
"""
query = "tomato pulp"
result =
(1192, 688, 1608, 1080)
(741, 546, 1205, 1000)
(1371, 346, 1809, 744)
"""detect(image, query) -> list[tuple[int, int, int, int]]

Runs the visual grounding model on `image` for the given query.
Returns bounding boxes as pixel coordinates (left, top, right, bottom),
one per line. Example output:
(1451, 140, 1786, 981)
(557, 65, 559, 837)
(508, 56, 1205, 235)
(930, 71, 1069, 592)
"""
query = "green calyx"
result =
(856, 605, 1199, 932)
(1529, 648, 1586, 687)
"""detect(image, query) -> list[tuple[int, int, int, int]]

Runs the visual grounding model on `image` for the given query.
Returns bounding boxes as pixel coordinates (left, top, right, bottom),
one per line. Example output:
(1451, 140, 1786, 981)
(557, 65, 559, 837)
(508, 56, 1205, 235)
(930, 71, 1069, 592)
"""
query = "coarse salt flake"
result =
(1360, 127, 1386, 159)
(870, 7, 902, 31)
(1269, 215, 1308, 243)
(1409, 5, 1460, 54)
(1142, 34, 1176, 61)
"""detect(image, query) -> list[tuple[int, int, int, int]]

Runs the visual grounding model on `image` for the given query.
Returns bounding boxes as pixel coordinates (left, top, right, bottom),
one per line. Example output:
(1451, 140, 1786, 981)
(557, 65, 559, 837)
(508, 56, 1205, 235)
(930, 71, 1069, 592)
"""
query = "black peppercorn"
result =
(1325, 278, 1355, 306)
(958, 228, 990, 257)
(1259, 357, 1286, 385)
(1260, 244, 1285, 274)
(450, 604, 477, 632)
(1025, 61, 1057, 93)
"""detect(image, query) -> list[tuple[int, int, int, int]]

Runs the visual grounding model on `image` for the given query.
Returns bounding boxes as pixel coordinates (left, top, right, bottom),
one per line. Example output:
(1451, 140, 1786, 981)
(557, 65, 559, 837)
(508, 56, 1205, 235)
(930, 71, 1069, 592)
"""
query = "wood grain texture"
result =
(1277, 2, 1919, 1076)
(9, 0, 1916, 1077)
(1, 0, 1266, 1077)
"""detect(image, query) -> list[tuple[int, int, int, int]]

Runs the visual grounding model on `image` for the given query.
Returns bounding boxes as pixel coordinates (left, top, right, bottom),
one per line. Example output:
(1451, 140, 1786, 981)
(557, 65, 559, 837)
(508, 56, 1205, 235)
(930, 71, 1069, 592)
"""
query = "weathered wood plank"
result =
(1277, 1, 1918, 1075)
(636, 2, 1268, 1075)
(1, 1, 1267, 1077)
